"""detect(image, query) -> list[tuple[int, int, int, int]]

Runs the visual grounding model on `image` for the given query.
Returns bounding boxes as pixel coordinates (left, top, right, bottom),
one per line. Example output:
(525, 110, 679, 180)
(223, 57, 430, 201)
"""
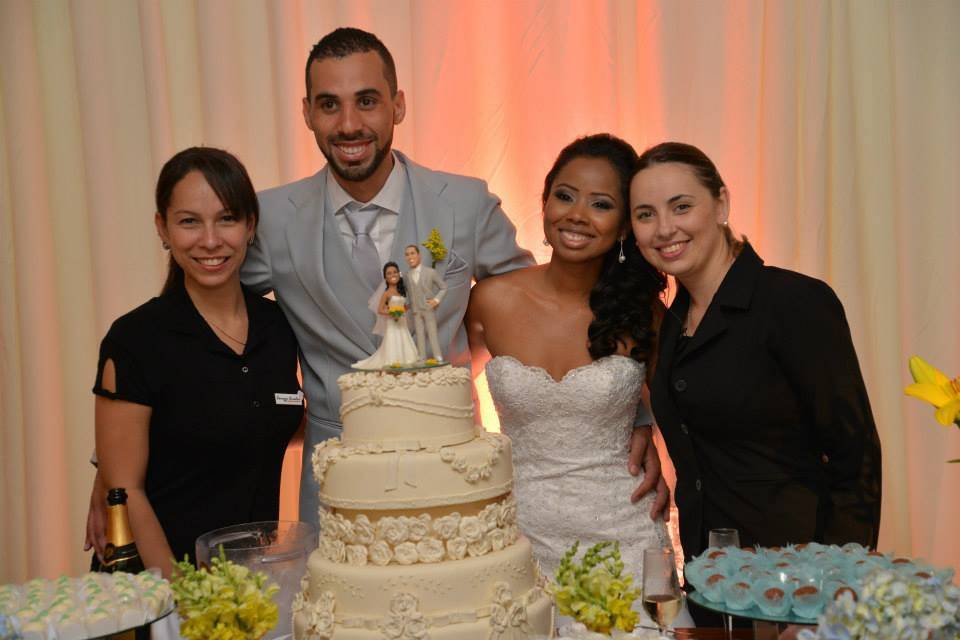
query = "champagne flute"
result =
(642, 548, 683, 637)
(707, 528, 739, 638)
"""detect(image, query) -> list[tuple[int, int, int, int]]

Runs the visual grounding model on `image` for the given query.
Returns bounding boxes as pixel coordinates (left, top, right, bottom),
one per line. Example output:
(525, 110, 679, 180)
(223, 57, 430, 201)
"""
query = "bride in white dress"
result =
(467, 134, 692, 628)
(353, 262, 420, 369)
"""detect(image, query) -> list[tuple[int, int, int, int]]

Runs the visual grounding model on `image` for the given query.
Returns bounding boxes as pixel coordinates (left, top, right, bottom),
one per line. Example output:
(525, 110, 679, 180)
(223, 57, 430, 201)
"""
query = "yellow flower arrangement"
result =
(171, 549, 279, 640)
(422, 228, 448, 268)
(551, 541, 641, 635)
(904, 355, 960, 463)
(387, 305, 405, 319)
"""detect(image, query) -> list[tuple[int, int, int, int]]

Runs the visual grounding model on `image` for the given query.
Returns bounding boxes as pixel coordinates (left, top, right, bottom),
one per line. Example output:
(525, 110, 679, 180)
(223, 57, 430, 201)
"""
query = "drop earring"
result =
(618, 238, 626, 263)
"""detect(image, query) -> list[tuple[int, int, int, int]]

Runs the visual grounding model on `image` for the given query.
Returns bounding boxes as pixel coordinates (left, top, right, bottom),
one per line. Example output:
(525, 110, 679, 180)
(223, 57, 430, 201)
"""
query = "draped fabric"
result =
(1, 0, 957, 581)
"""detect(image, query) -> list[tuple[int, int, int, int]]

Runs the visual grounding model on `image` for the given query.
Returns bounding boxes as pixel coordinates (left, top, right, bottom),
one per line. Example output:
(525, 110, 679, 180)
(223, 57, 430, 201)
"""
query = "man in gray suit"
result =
(403, 245, 446, 362)
(240, 27, 534, 526)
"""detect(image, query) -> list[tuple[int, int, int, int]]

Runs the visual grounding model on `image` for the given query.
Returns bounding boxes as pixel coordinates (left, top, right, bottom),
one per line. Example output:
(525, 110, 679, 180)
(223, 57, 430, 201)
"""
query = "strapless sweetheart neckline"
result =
(487, 353, 640, 384)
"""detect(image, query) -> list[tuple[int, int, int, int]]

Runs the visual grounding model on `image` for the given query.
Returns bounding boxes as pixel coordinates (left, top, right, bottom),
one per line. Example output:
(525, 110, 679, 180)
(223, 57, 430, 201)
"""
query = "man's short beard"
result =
(324, 137, 393, 183)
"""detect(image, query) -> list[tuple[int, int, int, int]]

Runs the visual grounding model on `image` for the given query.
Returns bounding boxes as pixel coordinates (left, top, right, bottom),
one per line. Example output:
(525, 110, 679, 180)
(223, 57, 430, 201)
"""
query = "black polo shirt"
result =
(93, 282, 303, 563)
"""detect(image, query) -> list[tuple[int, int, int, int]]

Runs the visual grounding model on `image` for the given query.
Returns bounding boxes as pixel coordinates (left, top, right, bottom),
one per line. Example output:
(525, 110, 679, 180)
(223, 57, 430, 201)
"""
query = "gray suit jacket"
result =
(406, 265, 446, 313)
(242, 151, 534, 426)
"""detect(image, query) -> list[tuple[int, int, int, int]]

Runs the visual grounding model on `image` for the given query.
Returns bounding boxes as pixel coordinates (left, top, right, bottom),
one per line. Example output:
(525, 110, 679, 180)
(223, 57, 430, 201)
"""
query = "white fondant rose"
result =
(416, 538, 444, 563)
(459, 516, 484, 543)
(306, 591, 336, 638)
(394, 542, 419, 565)
(432, 513, 461, 540)
(346, 545, 368, 566)
(369, 541, 393, 566)
(488, 528, 506, 552)
(452, 457, 468, 472)
(446, 537, 468, 560)
(378, 517, 409, 546)
(379, 375, 396, 389)
(307, 609, 334, 639)
(391, 593, 419, 617)
(479, 504, 499, 531)
(381, 618, 404, 639)
(439, 448, 455, 462)
(329, 514, 352, 541)
(319, 535, 345, 562)
(508, 601, 528, 628)
(465, 467, 481, 484)
(329, 539, 346, 563)
(407, 515, 431, 542)
(291, 591, 305, 614)
(504, 524, 519, 545)
(498, 498, 517, 526)
(468, 536, 492, 557)
(318, 510, 338, 537)
(405, 614, 428, 638)
(480, 465, 492, 480)
(351, 514, 375, 545)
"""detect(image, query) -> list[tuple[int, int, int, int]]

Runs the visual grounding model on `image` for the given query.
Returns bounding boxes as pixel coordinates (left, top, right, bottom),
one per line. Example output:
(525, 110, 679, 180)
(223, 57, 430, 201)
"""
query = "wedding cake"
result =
(292, 366, 554, 639)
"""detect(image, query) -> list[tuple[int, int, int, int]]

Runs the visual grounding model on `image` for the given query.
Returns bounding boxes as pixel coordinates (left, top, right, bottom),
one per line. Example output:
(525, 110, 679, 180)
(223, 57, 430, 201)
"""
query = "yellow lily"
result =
(904, 355, 960, 427)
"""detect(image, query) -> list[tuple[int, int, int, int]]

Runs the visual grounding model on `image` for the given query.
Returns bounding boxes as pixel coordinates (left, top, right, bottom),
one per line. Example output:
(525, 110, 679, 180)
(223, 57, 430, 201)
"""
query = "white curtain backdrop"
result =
(1, 0, 958, 582)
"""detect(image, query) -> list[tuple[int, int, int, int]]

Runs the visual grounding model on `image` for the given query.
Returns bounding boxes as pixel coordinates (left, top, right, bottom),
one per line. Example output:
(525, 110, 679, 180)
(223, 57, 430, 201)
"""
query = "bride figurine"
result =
(352, 262, 421, 369)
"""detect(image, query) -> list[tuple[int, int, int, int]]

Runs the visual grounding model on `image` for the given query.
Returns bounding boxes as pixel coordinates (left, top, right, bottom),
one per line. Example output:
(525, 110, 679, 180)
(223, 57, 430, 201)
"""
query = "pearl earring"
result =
(542, 238, 550, 246)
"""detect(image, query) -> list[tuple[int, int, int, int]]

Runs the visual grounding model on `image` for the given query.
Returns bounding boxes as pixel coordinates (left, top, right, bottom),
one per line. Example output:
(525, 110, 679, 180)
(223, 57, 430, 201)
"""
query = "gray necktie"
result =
(344, 205, 382, 290)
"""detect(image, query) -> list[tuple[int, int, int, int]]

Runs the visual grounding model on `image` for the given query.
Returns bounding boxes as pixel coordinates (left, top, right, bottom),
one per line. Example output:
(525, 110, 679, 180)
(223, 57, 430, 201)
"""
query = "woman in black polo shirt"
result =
(86, 147, 302, 576)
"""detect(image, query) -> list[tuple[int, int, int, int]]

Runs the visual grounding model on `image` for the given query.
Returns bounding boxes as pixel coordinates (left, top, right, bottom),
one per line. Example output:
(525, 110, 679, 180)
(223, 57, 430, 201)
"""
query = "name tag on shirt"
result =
(275, 391, 304, 406)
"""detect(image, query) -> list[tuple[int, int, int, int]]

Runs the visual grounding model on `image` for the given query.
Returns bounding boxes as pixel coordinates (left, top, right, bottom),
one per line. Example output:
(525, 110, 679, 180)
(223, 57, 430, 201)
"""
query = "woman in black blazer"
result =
(629, 142, 882, 567)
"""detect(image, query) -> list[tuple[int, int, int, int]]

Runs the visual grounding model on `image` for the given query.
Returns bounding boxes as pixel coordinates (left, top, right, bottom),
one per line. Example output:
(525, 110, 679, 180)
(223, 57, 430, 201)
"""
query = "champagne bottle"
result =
(99, 488, 146, 574)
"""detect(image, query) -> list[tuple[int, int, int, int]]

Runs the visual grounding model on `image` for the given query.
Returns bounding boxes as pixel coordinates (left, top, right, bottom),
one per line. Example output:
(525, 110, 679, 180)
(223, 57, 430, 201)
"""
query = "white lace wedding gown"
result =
(486, 354, 692, 628)
(352, 296, 420, 369)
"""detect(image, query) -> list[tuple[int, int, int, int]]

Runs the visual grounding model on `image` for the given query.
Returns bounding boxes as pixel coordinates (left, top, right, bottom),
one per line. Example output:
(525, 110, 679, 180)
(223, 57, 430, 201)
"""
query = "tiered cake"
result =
(292, 366, 554, 639)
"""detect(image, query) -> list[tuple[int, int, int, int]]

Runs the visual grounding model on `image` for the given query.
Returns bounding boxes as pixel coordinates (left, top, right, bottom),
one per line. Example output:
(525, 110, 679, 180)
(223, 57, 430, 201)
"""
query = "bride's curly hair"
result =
(542, 134, 666, 367)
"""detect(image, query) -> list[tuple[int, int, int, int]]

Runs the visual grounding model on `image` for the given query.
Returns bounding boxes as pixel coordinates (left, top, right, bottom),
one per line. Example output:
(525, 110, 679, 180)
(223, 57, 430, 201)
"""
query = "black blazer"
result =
(650, 244, 882, 561)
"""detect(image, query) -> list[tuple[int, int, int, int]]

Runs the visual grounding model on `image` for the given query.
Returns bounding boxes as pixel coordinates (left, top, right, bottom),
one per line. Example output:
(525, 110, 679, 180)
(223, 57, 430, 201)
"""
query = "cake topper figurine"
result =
(352, 262, 420, 369)
(403, 244, 447, 362)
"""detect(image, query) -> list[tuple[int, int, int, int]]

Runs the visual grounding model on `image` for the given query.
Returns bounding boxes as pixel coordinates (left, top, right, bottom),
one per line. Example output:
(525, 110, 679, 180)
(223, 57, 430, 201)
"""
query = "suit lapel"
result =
(677, 302, 729, 364)
(283, 170, 376, 353)
(673, 244, 763, 364)
(394, 152, 455, 275)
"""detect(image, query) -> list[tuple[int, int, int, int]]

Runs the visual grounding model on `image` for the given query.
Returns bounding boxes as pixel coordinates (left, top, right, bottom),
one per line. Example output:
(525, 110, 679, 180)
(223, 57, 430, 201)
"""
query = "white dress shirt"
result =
(326, 152, 408, 264)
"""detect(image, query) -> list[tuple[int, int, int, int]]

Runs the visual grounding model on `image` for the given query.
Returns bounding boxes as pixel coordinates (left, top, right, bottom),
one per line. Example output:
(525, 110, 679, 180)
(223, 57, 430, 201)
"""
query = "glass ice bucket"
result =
(196, 520, 317, 640)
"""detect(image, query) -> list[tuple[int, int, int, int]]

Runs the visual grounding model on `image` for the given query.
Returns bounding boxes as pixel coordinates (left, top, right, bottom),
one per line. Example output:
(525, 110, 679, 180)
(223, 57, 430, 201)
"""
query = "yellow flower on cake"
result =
(905, 355, 960, 426)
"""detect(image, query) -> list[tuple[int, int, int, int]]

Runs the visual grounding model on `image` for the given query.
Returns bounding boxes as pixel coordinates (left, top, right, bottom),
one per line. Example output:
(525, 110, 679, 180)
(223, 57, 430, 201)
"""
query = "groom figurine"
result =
(403, 245, 446, 361)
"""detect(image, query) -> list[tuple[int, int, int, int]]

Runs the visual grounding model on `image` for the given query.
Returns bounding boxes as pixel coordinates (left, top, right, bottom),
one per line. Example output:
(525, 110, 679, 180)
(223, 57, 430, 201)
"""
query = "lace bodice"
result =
(485, 355, 667, 578)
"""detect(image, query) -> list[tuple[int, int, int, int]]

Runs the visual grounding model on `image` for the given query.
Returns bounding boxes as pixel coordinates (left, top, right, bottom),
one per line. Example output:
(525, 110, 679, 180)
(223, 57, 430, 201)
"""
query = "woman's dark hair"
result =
(543, 134, 667, 366)
(635, 141, 742, 251)
(155, 147, 259, 295)
(383, 261, 406, 297)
